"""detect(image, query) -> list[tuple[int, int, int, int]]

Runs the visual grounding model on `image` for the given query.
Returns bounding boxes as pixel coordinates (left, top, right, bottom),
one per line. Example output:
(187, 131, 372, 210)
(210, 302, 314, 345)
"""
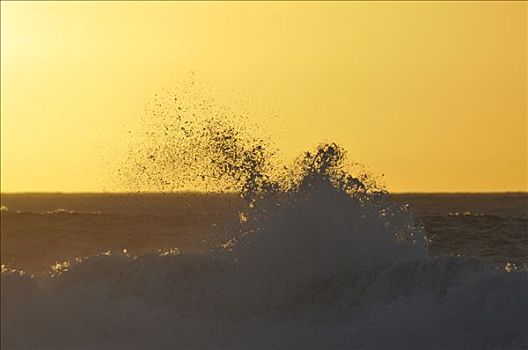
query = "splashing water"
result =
(2, 88, 527, 349)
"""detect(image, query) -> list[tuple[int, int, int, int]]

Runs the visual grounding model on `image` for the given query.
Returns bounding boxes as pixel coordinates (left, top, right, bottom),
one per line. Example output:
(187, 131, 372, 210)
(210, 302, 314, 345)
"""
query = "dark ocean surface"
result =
(2, 193, 526, 274)
(1, 192, 527, 349)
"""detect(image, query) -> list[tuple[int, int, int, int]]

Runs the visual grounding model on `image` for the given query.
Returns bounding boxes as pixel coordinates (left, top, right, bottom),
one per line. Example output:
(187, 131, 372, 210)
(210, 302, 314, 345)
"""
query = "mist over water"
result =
(2, 90, 527, 349)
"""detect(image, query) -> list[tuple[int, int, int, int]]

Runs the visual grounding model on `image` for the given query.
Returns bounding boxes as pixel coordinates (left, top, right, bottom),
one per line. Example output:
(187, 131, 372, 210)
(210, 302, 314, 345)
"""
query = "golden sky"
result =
(1, 1, 526, 193)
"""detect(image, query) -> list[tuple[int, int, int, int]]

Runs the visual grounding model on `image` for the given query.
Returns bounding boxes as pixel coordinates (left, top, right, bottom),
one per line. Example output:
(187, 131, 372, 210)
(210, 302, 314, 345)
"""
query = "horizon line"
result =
(1, 190, 527, 195)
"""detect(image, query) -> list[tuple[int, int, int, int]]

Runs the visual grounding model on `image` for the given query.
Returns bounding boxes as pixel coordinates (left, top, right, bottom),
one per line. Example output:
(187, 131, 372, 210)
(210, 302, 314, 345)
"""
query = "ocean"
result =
(1, 191, 527, 349)
(1, 193, 527, 274)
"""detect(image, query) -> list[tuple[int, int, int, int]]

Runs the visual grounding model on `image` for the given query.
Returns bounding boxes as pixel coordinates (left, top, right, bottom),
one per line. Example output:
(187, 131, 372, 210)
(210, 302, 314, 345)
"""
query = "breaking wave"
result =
(0, 208, 104, 216)
(2, 89, 527, 349)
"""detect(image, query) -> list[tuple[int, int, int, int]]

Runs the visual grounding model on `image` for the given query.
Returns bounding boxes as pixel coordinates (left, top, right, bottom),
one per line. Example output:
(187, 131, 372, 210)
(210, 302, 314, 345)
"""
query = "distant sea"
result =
(2, 193, 526, 274)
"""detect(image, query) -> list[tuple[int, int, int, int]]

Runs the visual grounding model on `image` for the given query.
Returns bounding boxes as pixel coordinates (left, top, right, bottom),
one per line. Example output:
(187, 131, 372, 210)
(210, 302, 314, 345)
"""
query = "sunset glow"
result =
(1, 1, 526, 192)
